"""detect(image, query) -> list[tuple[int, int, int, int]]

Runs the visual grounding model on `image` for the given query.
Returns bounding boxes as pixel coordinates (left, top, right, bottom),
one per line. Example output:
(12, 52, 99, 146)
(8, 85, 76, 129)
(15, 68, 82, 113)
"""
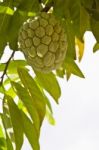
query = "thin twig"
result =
(41, 1, 53, 12)
(0, 51, 15, 85)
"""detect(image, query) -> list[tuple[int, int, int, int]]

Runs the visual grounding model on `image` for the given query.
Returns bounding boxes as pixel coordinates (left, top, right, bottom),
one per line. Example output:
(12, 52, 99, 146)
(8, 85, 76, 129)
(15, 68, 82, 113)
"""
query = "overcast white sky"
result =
(1, 31, 99, 150)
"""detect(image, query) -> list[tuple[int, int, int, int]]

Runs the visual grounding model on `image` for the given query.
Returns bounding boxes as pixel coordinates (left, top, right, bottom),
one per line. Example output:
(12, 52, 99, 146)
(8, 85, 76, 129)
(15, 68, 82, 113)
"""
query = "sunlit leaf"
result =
(0, 126, 6, 149)
(4, 76, 19, 86)
(5, 87, 16, 98)
(0, 85, 4, 94)
(0, 60, 27, 73)
(75, 37, 84, 61)
(12, 81, 40, 133)
(35, 71, 61, 103)
(8, 60, 27, 74)
(0, 6, 14, 15)
(46, 107, 55, 125)
(17, 68, 46, 125)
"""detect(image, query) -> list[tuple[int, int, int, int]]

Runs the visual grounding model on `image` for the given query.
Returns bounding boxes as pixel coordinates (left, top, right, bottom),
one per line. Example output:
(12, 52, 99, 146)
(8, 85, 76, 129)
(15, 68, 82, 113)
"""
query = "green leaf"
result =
(0, 126, 6, 149)
(0, 63, 5, 72)
(0, 5, 14, 15)
(0, 126, 4, 138)
(1, 113, 13, 150)
(6, 133, 13, 150)
(17, 68, 46, 125)
(34, 77, 53, 113)
(0, 37, 6, 59)
(0, 60, 27, 73)
(8, 60, 27, 74)
(44, 95, 53, 113)
(0, 0, 13, 35)
(2, 100, 12, 129)
(93, 42, 99, 52)
(7, 9, 28, 51)
(81, 0, 94, 9)
(65, 69, 71, 81)
(65, 19, 76, 59)
(3, 76, 19, 86)
(53, 0, 69, 18)
(12, 0, 23, 8)
(20, 110, 40, 150)
(79, 6, 90, 38)
(64, 58, 85, 78)
(46, 107, 55, 125)
(6, 95, 23, 150)
(35, 71, 61, 103)
(12, 82, 40, 133)
(18, 0, 40, 12)
(0, 2, 13, 56)
(90, 18, 99, 42)
(56, 68, 65, 78)
(0, 137, 6, 149)
(0, 86, 4, 94)
(5, 87, 16, 98)
(0, 13, 11, 36)
(69, 0, 80, 36)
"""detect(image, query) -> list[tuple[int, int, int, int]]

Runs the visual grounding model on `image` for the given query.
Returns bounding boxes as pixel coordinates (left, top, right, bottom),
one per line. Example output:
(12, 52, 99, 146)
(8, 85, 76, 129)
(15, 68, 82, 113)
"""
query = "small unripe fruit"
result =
(18, 12, 67, 73)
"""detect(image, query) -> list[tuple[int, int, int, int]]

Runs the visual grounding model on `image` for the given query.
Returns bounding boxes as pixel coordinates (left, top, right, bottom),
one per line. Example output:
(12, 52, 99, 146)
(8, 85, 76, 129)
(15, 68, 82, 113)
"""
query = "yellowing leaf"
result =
(75, 37, 84, 61)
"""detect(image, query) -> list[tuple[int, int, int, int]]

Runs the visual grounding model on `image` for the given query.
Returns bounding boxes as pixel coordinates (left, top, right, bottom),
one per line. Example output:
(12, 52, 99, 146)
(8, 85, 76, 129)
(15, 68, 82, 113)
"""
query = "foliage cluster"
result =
(0, 0, 99, 149)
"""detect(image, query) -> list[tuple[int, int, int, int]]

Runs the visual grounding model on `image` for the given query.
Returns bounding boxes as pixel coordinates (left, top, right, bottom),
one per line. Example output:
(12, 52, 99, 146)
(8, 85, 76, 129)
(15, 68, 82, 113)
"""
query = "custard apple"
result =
(18, 12, 67, 73)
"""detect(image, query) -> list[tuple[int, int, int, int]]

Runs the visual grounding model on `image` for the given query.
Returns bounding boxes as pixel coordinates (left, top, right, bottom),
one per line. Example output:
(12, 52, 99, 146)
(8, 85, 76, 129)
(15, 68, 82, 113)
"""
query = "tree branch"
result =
(0, 51, 15, 85)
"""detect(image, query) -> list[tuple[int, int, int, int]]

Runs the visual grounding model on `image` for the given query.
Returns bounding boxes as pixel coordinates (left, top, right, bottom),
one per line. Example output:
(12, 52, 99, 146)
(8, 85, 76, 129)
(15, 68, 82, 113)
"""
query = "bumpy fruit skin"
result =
(18, 12, 67, 73)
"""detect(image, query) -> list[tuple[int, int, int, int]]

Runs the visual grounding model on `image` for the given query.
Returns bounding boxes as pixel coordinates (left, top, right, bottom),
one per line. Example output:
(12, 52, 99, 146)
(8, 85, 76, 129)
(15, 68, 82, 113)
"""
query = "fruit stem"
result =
(41, 1, 53, 12)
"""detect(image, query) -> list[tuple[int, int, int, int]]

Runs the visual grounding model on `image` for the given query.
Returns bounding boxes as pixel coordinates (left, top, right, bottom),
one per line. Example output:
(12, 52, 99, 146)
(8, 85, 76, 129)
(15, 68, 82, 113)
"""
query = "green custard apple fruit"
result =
(18, 12, 67, 73)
